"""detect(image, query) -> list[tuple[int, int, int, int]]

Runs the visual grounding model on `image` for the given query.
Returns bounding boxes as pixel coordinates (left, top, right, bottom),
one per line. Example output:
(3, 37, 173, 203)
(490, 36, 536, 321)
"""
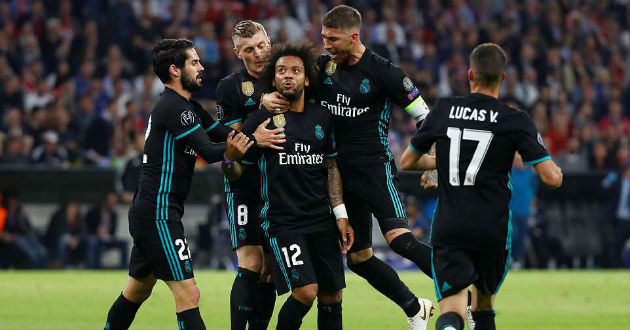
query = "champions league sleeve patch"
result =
(216, 104, 224, 121)
(403, 77, 414, 91)
(180, 110, 195, 126)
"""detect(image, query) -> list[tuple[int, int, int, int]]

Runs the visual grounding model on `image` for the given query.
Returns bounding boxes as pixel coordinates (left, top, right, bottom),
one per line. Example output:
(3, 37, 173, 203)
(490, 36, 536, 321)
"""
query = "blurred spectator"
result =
(404, 195, 430, 243)
(85, 192, 127, 269)
(601, 166, 630, 268)
(84, 99, 116, 167)
(0, 135, 31, 165)
(0, 192, 48, 268)
(264, 4, 304, 42)
(44, 201, 86, 268)
(118, 134, 144, 204)
(555, 137, 589, 172)
(509, 154, 539, 269)
(30, 130, 69, 167)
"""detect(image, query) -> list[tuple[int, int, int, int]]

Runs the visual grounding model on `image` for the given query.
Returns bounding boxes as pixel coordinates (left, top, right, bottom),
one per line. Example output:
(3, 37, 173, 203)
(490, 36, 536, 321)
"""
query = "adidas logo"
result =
(244, 98, 256, 106)
(441, 281, 452, 292)
(323, 77, 332, 85)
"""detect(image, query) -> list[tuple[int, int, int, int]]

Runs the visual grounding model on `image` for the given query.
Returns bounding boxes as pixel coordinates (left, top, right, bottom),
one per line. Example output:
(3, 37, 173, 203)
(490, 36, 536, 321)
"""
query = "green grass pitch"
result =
(0, 270, 628, 329)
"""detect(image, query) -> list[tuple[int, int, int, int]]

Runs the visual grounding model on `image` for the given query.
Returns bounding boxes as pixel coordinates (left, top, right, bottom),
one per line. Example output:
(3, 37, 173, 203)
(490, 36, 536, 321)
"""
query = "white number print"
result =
(142, 115, 152, 163)
(175, 238, 191, 261)
(237, 204, 248, 225)
(446, 127, 493, 186)
(281, 244, 304, 268)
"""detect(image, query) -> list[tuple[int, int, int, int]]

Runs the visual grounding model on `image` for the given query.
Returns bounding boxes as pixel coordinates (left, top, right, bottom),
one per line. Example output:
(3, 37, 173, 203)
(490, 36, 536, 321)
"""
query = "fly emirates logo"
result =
(321, 94, 369, 118)
(279, 142, 324, 165)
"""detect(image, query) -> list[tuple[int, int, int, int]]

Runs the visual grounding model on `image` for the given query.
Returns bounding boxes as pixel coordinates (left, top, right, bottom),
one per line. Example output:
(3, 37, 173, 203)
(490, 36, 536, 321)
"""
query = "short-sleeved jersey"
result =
(130, 88, 222, 221)
(216, 68, 261, 201)
(241, 101, 336, 235)
(410, 93, 549, 250)
(316, 49, 426, 163)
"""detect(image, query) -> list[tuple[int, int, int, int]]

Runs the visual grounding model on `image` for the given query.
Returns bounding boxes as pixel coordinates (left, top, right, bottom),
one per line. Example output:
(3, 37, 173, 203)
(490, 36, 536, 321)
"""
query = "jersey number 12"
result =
(446, 127, 493, 186)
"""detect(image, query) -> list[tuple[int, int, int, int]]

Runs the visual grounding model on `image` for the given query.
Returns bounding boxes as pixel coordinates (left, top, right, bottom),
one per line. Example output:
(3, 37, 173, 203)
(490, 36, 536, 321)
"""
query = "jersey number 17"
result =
(446, 127, 493, 186)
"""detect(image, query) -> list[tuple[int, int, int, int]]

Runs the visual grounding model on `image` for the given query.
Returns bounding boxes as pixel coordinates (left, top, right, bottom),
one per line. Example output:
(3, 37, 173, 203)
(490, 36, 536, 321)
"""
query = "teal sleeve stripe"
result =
(240, 160, 255, 165)
(175, 123, 201, 140)
(223, 118, 242, 126)
(325, 152, 338, 158)
(408, 142, 422, 155)
(523, 155, 551, 165)
(205, 121, 219, 132)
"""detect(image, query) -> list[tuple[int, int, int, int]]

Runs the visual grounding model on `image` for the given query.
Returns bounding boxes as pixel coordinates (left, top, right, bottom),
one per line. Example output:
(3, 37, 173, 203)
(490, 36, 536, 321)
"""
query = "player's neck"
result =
(346, 43, 366, 66)
(288, 94, 305, 113)
(165, 82, 191, 100)
(245, 66, 260, 79)
(470, 84, 500, 99)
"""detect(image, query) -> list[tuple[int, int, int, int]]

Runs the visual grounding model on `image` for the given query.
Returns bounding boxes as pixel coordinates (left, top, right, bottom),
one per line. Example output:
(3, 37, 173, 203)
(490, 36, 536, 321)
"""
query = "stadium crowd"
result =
(0, 0, 628, 171)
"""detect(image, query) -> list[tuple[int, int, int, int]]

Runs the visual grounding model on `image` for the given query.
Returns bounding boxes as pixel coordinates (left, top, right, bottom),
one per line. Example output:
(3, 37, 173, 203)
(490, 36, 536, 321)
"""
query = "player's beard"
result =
(182, 70, 203, 92)
(278, 84, 304, 102)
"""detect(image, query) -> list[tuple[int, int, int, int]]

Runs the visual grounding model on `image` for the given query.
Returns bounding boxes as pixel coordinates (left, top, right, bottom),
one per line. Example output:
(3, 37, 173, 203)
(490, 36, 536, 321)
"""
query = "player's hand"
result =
(421, 170, 438, 190)
(252, 118, 285, 150)
(337, 218, 354, 255)
(261, 92, 290, 114)
(225, 131, 254, 161)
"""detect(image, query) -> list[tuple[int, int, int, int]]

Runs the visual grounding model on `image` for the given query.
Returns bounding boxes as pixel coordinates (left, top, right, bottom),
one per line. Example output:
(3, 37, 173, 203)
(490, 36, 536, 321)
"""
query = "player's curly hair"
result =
(152, 39, 194, 84)
(257, 41, 320, 96)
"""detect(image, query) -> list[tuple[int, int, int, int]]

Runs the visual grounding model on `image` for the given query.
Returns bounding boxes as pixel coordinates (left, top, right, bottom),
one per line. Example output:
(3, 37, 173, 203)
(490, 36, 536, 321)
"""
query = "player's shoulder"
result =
(216, 70, 244, 92)
(153, 88, 192, 119)
(365, 48, 399, 71)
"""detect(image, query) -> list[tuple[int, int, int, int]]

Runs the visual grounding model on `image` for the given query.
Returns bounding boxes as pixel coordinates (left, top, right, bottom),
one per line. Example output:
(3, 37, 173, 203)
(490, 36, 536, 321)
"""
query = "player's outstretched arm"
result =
(401, 146, 436, 171)
(326, 157, 354, 254)
(533, 159, 563, 188)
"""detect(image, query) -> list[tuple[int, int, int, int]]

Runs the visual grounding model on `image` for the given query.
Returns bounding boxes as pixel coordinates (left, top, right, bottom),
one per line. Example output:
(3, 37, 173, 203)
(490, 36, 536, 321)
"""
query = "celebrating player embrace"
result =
(226, 41, 353, 330)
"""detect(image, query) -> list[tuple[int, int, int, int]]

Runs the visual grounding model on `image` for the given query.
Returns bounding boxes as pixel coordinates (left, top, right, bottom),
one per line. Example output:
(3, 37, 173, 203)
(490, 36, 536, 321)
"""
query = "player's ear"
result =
(501, 71, 506, 82)
(350, 31, 359, 44)
(305, 76, 309, 87)
(169, 64, 181, 80)
(468, 69, 474, 82)
(233, 47, 242, 60)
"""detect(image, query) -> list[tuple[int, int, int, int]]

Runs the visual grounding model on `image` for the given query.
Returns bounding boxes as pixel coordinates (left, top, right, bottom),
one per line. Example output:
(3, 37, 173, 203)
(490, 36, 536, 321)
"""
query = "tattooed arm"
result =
(326, 157, 344, 207)
(326, 157, 354, 254)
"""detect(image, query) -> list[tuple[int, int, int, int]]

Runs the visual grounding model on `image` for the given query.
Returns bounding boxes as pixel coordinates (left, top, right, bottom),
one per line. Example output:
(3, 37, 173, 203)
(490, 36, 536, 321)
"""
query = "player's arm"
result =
(516, 111, 563, 188)
(326, 157, 354, 254)
(401, 107, 439, 171)
(533, 160, 563, 188)
(221, 111, 266, 179)
(381, 61, 431, 126)
(401, 147, 436, 171)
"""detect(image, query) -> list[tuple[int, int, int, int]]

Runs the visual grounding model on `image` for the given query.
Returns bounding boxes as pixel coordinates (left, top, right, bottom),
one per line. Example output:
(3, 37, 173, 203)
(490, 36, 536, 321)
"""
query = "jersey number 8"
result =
(446, 127, 493, 186)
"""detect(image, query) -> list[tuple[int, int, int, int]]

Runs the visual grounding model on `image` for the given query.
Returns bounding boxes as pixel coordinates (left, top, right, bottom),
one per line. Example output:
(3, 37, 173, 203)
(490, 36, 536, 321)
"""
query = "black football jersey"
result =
(130, 87, 226, 221)
(316, 49, 427, 163)
(410, 93, 549, 250)
(241, 101, 336, 235)
(216, 68, 262, 201)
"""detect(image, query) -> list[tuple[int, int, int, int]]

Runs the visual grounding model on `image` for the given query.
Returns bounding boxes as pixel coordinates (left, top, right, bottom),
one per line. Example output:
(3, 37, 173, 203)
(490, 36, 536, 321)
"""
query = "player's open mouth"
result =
(282, 81, 294, 88)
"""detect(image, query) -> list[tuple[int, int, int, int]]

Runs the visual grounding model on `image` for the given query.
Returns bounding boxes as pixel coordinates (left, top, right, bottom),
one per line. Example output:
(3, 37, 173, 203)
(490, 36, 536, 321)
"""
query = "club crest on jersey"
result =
(180, 110, 195, 126)
(315, 124, 324, 140)
(359, 78, 370, 94)
(216, 104, 224, 120)
(273, 114, 286, 128)
(403, 77, 414, 91)
(241, 81, 254, 96)
(238, 228, 247, 240)
(325, 60, 337, 76)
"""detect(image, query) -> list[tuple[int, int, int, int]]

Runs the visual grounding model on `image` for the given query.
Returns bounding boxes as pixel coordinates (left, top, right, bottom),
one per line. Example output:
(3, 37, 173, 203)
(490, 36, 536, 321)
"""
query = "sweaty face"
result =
(273, 55, 308, 102)
(181, 48, 204, 92)
(321, 26, 354, 64)
(235, 31, 271, 77)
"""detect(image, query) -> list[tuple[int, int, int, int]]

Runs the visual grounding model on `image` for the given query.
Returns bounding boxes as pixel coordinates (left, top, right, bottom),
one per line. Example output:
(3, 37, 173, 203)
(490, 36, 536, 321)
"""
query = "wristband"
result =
(332, 204, 348, 220)
(223, 152, 234, 168)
